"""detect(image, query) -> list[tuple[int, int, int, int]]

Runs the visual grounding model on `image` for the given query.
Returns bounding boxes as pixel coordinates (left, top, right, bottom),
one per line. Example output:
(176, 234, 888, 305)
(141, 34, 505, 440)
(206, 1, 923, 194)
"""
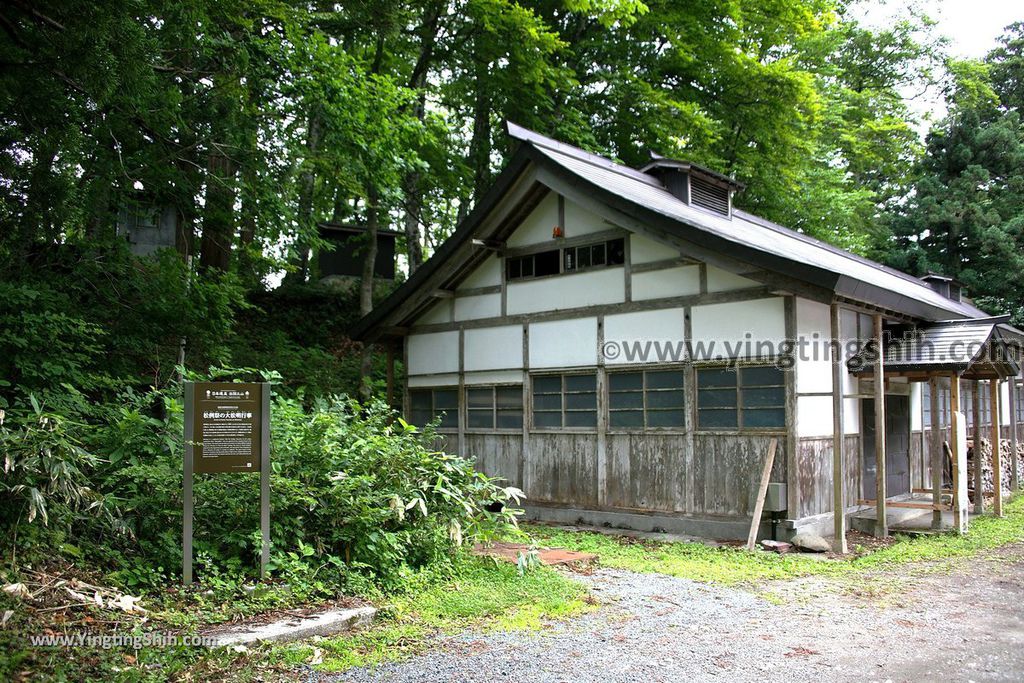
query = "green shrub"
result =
(1, 377, 524, 595)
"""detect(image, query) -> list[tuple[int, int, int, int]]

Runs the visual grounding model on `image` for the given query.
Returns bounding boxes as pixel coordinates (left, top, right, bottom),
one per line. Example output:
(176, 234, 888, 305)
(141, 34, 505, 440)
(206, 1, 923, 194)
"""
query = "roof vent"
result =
(920, 273, 964, 303)
(638, 154, 743, 218)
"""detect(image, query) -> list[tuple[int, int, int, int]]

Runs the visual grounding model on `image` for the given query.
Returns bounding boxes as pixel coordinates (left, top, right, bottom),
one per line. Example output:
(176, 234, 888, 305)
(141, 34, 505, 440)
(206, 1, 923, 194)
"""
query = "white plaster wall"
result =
(464, 325, 523, 371)
(706, 265, 758, 292)
(419, 301, 452, 325)
(797, 395, 834, 437)
(844, 397, 860, 435)
(795, 298, 833, 394)
(529, 317, 598, 368)
(690, 297, 785, 360)
(408, 374, 458, 387)
(629, 233, 678, 264)
(603, 308, 687, 365)
(507, 268, 624, 315)
(457, 254, 501, 290)
(454, 293, 501, 321)
(464, 370, 524, 385)
(911, 381, 923, 431)
(632, 266, 701, 301)
(564, 197, 613, 238)
(407, 331, 459, 375)
(507, 192, 559, 247)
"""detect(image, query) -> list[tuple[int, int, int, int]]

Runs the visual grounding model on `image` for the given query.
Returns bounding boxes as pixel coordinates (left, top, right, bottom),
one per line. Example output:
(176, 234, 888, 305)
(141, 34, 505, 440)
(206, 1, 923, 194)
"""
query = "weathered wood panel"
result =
(797, 435, 860, 518)
(525, 433, 599, 508)
(910, 429, 927, 491)
(844, 434, 862, 511)
(464, 433, 524, 488)
(605, 434, 689, 512)
(691, 434, 786, 517)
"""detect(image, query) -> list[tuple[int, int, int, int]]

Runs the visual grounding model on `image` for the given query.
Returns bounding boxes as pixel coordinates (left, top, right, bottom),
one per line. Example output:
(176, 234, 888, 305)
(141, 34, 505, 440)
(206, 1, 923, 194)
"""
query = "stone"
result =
(790, 532, 832, 553)
(759, 540, 793, 554)
(205, 605, 376, 647)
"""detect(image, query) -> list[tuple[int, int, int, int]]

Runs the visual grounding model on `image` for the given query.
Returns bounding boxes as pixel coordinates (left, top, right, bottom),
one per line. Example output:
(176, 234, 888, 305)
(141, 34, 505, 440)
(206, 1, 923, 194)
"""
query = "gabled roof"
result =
(351, 124, 996, 341)
(848, 316, 1020, 380)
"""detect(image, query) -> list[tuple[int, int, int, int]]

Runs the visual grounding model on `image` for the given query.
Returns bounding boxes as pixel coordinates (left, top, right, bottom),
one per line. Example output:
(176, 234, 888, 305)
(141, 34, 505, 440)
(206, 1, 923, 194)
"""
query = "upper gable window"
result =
(507, 237, 625, 281)
(507, 249, 559, 280)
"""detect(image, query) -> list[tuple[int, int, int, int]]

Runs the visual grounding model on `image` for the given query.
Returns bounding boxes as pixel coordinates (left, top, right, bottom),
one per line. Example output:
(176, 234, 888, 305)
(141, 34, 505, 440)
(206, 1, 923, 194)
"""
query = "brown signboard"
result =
(192, 382, 262, 473)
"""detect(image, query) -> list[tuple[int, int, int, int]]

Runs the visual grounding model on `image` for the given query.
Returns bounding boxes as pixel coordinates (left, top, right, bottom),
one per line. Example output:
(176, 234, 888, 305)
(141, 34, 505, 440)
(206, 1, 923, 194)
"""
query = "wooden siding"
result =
(605, 434, 688, 512)
(464, 433, 524, 488)
(691, 433, 787, 517)
(910, 429, 927, 491)
(796, 435, 860, 518)
(525, 433, 599, 508)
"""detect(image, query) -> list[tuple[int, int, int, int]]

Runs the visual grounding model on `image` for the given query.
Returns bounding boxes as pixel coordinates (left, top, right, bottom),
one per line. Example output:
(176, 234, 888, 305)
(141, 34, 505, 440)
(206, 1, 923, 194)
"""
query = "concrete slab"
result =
(472, 543, 597, 566)
(205, 605, 376, 647)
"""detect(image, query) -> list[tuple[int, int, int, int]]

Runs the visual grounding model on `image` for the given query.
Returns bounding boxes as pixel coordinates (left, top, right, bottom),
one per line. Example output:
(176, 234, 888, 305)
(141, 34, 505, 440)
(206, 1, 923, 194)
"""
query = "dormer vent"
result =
(920, 272, 964, 303)
(690, 176, 730, 215)
(638, 153, 743, 218)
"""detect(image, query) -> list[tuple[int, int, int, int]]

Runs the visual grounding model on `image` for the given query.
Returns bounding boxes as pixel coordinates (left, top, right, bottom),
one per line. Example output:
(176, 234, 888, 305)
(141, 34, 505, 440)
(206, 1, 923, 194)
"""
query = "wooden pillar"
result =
(991, 379, 1003, 517)
(1011, 379, 1020, 491)
(973, 381, 984, 514)
(930, 375, 943, 530)
(873, 313, 887, 538)
(830, 304, 847, 553)
(783, 297, 799, 517)
(950, 373, 963, 531)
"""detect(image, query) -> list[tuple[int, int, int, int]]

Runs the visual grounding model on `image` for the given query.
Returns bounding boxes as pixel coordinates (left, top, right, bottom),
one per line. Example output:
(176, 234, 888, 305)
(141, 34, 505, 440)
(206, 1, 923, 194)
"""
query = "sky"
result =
(855, 0, 1023, 122)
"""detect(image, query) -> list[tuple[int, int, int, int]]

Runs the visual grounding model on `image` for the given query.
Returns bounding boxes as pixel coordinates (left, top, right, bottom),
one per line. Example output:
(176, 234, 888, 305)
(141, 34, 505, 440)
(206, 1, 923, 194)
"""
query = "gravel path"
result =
(330, 544, 1024, 683)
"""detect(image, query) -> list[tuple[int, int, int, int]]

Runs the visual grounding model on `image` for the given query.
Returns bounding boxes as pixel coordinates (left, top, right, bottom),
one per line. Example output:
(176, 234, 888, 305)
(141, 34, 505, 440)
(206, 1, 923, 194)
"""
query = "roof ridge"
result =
(506, 121, 663, 188)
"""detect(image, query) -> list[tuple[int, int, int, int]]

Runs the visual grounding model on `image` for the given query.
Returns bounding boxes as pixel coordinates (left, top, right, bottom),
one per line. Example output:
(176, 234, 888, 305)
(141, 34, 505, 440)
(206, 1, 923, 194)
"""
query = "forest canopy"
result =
(1, 1, 1024, 397)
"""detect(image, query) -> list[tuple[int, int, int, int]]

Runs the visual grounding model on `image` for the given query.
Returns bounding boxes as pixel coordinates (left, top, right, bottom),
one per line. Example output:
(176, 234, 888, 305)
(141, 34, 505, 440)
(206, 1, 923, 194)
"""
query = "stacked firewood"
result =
(967, 438, 1024, 495)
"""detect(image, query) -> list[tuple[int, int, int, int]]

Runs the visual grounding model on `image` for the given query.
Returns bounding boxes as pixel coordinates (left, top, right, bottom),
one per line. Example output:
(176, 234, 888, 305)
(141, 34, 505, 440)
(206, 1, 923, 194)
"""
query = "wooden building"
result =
(352, 124, 1024, 547)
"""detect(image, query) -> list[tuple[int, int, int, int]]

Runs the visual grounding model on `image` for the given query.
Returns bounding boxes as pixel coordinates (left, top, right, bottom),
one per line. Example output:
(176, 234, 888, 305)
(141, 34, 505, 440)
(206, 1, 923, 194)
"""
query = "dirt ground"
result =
(332, 543, 1024, 683)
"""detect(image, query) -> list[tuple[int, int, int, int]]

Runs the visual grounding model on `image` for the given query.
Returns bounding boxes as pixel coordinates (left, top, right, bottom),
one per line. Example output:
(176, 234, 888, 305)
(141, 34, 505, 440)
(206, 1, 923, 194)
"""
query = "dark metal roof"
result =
(639, 153, 745, 191)
(848, 316, 1020, 379)
(350, 123, 1002, 341)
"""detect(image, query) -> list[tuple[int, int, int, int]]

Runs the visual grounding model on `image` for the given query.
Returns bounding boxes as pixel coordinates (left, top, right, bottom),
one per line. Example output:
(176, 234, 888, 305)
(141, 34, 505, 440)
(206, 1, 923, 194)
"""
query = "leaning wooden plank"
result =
(746, 438, 778, 551)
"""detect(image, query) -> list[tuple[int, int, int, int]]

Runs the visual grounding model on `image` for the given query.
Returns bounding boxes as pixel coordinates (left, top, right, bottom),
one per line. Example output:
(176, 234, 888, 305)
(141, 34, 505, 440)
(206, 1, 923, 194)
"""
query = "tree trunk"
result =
(198, 148, 238, 272)
(359, 185, 381, 400)
(286, 108, 323, 284)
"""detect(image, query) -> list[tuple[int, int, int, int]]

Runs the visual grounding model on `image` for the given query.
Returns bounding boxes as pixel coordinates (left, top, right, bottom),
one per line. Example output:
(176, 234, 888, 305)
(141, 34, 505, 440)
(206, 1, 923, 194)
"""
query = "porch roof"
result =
(849, 315, 1020, 380)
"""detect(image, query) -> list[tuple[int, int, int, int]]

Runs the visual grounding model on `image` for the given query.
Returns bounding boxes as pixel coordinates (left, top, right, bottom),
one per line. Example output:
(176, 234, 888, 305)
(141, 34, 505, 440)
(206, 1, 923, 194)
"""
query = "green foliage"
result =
(0, 394, 120, 535)
(882, 26, 1024, 324)
(0, 376, 523, 596)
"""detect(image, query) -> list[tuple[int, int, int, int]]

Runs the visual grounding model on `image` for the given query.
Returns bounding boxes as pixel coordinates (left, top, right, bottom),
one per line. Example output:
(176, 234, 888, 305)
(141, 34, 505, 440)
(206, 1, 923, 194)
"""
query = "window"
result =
(697, 366, 785, 430)
(564, 238, 625, 272)
(506, 238, 625, 281)
(507, 249, 559, 280)
(1016, 381, 1024, 423)
(466, 385, 523, 430)
(609, 370, 686, 429)
(532, 374, 597, 429)
(409, 388, 458, 429)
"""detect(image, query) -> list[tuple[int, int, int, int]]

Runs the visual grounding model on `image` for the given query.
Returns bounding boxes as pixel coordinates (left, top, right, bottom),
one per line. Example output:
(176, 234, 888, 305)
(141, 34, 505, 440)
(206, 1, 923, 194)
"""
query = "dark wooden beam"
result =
(991, 379, 1003, 517)
(830, 303, 847, 553)
(873, 313, 888, 538)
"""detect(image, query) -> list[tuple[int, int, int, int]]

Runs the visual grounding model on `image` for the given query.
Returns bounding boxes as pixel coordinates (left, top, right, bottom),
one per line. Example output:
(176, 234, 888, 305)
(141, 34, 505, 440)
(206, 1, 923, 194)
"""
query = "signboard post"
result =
(183, 381, 271, 584)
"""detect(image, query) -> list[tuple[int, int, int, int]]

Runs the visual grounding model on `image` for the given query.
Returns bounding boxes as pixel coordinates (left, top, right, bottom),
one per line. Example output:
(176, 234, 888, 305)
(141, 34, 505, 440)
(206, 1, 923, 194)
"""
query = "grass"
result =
(273, 555, 591, 673)
(524, 494, 1024, 586)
